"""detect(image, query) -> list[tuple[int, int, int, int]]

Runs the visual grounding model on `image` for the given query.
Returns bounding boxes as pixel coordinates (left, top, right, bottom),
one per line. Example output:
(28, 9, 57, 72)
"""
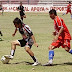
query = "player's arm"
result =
(17, 7, 21, 12)
(31, 35, 38, 47)
(24, 25, 38, 47)
(53, 18, 64, 42)
(56, 27, 64, 37)
(12, 28, 17, 37)
(53, 27, 64, 42)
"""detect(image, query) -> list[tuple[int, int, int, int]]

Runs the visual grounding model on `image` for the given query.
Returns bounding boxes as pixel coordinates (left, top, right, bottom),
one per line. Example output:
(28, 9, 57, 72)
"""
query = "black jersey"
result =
(18, 6, 24, 13)
(18, 6, 25, 16)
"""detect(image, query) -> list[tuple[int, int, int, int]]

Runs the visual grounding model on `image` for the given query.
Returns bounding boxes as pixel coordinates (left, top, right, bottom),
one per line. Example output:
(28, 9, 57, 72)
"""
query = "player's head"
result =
(13, 17, 22, 28)
(49, 9, 57, 20)
(20, 1, 22, 6)
(69, 1, 71, 4)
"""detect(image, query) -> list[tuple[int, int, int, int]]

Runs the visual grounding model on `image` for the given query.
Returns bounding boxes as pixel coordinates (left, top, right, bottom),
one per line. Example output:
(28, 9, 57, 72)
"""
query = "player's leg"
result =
(23, 12, 26, 18)
(20, 16, 23, 21)
(64, 39, 72, 54)
(43, 45, 55, 66)
(70, 11, 72, 19)
(62, 10, 69, 16)
(25, 45, 39, 66)
(0, 31, 3, 36)
(71, 14, 72, 19)
(62, 13, 66, 16)
(2, 9, 4, 15)
(10, 40, 20, 56)
(64, 47, 72, 54)
(4, 40, 20, 59)
(43, 39, 61, 66)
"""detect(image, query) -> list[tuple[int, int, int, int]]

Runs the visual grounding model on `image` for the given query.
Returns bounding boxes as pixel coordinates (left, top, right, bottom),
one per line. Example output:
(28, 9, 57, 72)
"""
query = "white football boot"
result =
(42, 62, 52, 66)
(32, 61, 39, 66)
(4, 55, 13, 60)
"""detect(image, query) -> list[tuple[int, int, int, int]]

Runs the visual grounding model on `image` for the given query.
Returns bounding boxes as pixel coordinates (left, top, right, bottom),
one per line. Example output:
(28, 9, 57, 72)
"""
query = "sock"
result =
(49, 59, 53, 64)
(69, 49, 72, 54)
(30, 56, 37, 62)
(71, 14, 72, 19)
(49, 50, 54, 60)
(11, 49, 15, 56)
(62, 13, 65, 16)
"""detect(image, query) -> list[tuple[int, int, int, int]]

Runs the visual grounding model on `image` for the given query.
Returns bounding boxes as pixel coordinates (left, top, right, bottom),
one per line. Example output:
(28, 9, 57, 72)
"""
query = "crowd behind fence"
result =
(0, 0, 72, 6)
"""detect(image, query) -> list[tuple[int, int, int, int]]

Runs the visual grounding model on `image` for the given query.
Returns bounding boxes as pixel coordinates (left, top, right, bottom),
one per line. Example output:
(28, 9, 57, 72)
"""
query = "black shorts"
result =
(20, 12, 25, 16)
(18, 39, 32, 48)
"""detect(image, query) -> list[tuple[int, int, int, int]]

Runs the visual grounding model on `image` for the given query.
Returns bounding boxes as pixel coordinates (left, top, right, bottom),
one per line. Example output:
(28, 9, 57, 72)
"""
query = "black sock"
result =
(31, 56, 37, 62)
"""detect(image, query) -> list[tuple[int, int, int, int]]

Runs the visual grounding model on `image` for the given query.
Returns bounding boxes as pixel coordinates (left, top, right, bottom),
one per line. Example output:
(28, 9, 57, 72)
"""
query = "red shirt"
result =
(67, 4, 71, 10)
(54, 16, 71, 40)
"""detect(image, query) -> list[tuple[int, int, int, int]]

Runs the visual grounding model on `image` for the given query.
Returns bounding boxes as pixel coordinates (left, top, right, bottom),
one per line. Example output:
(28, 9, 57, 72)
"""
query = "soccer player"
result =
(4, 17, 39, 66)
(62, 1, 72, 19)
(0, 2, 4, 15)
(43, 9, 72, 66)
(17, 1, 26, 21)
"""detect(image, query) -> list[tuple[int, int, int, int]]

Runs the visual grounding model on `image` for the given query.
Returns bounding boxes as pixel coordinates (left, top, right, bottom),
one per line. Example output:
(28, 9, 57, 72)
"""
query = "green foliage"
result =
(0, 12, 72, 72)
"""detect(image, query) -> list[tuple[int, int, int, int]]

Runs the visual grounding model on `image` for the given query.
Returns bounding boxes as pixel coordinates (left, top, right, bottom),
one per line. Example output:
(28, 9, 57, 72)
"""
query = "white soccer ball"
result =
(1, 56, 10, 64)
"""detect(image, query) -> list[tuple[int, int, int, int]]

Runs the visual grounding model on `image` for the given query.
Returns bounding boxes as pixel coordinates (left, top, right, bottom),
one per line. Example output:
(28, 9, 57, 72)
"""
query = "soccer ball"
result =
(1, 55, 10, 64)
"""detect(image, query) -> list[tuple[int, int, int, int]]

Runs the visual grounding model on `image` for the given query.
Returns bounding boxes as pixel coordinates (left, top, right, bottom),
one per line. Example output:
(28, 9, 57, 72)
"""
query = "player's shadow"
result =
(8, 61, 34, 65)
(52, 62, 72, 66)
(8, 61, 41, 66)
(6, 61, 72, 66)
(14, 61, 34, 65)
(0, 38, 4, 41)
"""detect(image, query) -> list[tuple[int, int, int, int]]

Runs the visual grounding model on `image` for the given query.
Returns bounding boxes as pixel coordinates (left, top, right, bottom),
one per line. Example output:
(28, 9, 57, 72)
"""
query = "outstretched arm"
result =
(12, 28, 17, 37)
(31, 35, 38, 47)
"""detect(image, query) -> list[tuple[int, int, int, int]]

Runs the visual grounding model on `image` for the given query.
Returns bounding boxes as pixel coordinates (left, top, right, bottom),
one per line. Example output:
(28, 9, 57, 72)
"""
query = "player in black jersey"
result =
(0, 2, 4, 15)
(17, 2, 26, 21)
(4, 17, 39, 66)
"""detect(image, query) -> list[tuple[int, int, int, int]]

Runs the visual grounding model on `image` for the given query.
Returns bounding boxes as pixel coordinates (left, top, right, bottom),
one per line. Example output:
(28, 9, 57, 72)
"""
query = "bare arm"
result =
(53, 27, 64, 42)
(12, 28, 17, 37)
(31, 35, 38, 47)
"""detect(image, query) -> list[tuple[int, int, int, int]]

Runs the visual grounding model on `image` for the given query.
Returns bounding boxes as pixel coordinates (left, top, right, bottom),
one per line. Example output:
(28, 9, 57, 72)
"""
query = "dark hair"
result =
(13, 17, 22, 25)
(49, 9, 57, 16)
(69, 1, 71, 3)
(20, 1, 22, 4)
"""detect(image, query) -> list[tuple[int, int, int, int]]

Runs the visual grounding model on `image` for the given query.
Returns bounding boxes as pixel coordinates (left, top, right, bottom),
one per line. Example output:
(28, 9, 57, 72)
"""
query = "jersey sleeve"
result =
(24, 25, 33, 36)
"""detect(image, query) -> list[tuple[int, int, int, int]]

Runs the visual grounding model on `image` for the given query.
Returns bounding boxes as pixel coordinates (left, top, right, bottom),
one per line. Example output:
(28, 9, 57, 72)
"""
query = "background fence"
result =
(0, 0, 72, 6)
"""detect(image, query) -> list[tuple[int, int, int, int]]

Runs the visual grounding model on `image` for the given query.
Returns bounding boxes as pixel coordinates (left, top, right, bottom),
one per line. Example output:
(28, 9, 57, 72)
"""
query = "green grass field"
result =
(0, 12, 72, 72)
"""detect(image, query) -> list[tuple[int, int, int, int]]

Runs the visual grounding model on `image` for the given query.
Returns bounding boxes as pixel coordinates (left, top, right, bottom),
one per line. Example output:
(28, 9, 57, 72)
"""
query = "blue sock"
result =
(69, 49, 72, 54)
(49, 50, 54, 60)
(62, 13, 65, 16)
(71, 14, 72, 19)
